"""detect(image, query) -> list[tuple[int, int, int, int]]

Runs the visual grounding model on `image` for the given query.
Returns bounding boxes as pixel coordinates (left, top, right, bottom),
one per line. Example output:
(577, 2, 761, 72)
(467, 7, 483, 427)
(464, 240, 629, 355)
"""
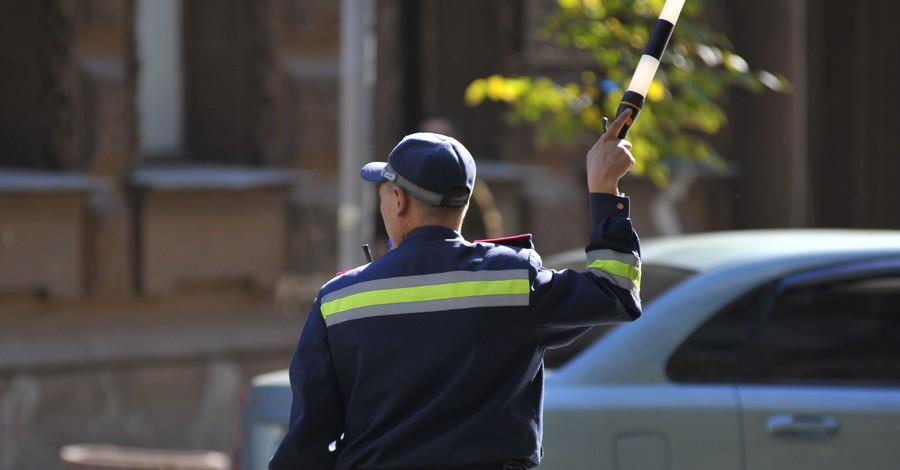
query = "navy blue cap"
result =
(360, 132, 476, 207)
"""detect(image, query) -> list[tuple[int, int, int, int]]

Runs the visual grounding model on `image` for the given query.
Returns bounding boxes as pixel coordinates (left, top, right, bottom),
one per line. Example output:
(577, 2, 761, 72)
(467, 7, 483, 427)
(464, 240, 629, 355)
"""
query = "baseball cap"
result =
(360, 132, 476, 207)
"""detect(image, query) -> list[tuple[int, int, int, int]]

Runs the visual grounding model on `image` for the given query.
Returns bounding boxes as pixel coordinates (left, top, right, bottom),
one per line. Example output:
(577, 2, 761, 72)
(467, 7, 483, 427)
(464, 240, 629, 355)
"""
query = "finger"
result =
(605, 108, 632, 138)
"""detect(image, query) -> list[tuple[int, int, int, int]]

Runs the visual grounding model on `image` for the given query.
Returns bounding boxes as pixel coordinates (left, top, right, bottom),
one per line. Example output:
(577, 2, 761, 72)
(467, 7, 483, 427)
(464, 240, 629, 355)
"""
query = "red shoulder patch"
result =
(335, 263, 369, 276)
(475, 233, 534, 249)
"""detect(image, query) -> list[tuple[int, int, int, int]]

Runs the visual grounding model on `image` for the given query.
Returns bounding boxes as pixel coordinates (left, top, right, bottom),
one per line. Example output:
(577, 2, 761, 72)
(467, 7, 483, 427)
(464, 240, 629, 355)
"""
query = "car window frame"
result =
(735, 256, 900, 387)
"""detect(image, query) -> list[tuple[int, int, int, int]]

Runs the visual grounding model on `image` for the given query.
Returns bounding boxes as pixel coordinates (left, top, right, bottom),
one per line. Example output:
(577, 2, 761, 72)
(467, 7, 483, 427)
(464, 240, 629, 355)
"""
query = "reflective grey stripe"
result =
(321, 269, 530, 327)
(586, 249, 641, 267)
(586, 249, 641, 295)
(321, 270, 529, 303)
(325, 294, 529, 327)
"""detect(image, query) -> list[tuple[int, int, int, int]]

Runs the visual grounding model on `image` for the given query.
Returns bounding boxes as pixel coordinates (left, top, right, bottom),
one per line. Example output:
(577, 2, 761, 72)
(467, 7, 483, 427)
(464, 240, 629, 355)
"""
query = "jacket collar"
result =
(399, 225, 465, 246)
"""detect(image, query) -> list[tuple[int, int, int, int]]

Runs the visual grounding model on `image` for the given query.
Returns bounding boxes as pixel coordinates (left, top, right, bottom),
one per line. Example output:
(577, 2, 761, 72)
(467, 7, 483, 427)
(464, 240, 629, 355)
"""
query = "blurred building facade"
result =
(1, 0, 899, 468)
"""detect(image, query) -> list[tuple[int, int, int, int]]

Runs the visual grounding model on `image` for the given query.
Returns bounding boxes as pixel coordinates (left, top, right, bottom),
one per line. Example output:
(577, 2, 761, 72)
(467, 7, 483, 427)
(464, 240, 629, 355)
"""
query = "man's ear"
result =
(392, 185, 410, 216)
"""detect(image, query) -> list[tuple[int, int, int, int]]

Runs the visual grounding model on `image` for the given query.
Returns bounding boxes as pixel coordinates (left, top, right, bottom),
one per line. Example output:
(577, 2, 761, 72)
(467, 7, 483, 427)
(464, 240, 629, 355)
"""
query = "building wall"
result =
(2, 0, 900, 469)
(0, 2, 335, 469)
(806, 0, 900, 228)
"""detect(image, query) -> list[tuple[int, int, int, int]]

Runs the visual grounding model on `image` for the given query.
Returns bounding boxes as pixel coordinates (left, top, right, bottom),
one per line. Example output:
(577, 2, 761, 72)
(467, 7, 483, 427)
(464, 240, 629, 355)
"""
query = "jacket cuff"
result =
(590, 192, 630, 224)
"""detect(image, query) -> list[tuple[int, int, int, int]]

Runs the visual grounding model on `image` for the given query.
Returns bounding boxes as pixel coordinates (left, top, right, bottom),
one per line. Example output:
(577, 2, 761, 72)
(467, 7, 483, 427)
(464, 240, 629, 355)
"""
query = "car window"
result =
(739, 274, 900, 386)
(640, 265, 696, 305)
(666, 284, 773, 383)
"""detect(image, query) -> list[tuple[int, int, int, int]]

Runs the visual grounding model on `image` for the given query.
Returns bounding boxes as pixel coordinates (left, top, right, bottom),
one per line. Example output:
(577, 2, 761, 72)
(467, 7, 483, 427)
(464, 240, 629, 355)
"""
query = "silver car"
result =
(238, 229, 900, 470)
(540, 229, 900, 470)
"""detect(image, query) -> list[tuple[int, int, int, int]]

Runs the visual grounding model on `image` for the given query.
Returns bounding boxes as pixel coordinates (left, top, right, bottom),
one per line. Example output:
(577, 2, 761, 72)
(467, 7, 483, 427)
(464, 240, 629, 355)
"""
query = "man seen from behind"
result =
(270, 110, 641, 469)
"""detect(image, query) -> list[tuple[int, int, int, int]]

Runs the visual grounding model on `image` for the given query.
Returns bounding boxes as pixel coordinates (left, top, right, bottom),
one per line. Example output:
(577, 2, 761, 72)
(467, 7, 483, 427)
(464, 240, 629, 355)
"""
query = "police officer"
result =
(270, 110, 641, 469)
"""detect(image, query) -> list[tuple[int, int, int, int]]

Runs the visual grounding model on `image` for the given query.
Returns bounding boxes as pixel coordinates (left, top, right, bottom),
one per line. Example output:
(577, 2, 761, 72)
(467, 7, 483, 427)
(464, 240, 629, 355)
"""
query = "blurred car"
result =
(540, 229, 900, 469)
(236, 369, 292, 470)
(236, 229, 900, 470)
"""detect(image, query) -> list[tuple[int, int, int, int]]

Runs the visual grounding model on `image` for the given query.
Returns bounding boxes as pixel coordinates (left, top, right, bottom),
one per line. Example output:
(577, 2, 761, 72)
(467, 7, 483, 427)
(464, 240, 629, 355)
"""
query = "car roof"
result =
(250, 369, 290, 387)
(640, 229, 900, 272)
(544, 229, 900, 273)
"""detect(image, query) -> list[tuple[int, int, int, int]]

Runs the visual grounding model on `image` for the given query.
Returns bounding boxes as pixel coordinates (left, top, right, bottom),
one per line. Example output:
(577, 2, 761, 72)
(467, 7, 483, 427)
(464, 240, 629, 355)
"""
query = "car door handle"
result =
(766, 414, 839, 439)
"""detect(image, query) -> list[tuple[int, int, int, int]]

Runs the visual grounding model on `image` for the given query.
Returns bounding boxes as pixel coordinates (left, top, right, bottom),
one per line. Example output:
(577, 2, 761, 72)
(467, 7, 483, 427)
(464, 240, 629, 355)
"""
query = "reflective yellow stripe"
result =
(588, 259, 642, 288)
(321, 279, 529, 318)
(321, 269, 530, 326)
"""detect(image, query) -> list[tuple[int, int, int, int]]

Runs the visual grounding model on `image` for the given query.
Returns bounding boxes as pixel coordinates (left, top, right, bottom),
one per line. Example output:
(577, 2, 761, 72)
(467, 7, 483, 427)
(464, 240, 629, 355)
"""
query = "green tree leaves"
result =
(465, 0, 790, 185)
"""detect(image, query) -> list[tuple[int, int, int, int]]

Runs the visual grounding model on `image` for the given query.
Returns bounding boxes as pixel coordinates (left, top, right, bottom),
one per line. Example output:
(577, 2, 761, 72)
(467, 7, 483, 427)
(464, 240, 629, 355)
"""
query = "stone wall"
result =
(0, 303, 312, 470)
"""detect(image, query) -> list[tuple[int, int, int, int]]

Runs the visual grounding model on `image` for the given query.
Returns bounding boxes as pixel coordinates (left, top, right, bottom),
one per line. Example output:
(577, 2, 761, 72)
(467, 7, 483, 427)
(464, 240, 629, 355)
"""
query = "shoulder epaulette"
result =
(475, 233, 534, 250)
(336, 263, 369, 276)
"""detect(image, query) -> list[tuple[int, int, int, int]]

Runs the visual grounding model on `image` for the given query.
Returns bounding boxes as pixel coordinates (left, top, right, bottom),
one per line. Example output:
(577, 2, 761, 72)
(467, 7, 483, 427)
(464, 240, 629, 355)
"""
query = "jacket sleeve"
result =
(531, 193, 642, 349)
(269, 298, 345, 469)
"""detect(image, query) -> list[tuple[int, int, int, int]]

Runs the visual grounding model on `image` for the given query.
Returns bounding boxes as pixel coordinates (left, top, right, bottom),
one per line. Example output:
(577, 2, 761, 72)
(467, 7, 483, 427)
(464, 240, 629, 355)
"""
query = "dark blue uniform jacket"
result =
(270, 193, 641, 469)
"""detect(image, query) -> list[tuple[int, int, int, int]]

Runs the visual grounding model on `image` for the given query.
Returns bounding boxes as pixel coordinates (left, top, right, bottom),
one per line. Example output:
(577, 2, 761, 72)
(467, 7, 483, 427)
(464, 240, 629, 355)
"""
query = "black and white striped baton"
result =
(613, 0, 685, 138)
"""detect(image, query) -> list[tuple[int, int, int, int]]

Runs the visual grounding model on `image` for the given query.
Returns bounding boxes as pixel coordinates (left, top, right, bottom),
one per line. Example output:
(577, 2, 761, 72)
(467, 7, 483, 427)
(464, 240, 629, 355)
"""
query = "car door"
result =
(736, 258, 900, 470)
(541, 271, 774, 470)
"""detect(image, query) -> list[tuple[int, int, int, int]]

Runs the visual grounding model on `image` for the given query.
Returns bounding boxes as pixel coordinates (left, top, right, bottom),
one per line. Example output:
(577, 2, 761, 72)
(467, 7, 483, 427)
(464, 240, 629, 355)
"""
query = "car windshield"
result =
(543, 263, 696, 368)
